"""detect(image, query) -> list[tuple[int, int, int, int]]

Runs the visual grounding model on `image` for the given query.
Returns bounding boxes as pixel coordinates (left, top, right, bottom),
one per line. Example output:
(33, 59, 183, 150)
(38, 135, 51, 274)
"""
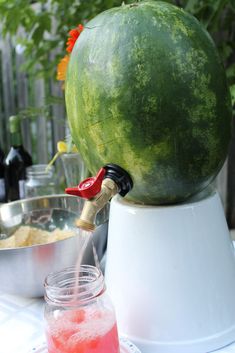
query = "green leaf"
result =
(185, 0, 199, 12)
(230, 84, 235, 107)
(226, 64, 235, 79)
(46, 96, 64, 105)
(20, 58, 37, 73)
(32, 25, 45, 44)
(38, 13, 52, 32)
(4, 8, 21, 34)
(220, 44, 234, 61)
(229, 0, 235, 9)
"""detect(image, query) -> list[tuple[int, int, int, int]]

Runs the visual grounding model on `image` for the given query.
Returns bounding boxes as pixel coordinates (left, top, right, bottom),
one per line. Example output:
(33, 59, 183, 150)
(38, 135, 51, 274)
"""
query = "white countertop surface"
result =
(0, 291, 44, 353)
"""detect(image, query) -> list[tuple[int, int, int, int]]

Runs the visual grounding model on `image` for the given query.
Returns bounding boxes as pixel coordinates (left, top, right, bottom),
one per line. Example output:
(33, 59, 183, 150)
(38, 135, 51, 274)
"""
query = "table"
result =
(0, 292, 44, 353)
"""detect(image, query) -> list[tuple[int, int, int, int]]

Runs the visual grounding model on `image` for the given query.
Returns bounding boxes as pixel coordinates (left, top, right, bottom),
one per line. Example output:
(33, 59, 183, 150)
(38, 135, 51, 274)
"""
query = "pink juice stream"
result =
(76, 229, 101, 270)
(73, 230, 101, 296)
(74, 229, 92, 294)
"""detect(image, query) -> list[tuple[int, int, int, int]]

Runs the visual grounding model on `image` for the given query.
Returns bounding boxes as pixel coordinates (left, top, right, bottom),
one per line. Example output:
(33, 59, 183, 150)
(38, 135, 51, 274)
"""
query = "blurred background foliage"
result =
(0, 0, 234, 101)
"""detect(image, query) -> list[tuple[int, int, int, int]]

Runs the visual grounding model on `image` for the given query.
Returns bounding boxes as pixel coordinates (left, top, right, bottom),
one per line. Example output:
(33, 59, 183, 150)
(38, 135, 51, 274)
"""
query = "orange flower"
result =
(56, 24, 83, 84)
(57, 55, 70, 81)
(66, 24, 84, 53)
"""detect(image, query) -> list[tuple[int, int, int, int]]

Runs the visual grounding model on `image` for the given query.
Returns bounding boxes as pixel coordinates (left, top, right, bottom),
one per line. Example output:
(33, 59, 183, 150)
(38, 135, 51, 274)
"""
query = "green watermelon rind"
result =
(66, 1, 232, 205)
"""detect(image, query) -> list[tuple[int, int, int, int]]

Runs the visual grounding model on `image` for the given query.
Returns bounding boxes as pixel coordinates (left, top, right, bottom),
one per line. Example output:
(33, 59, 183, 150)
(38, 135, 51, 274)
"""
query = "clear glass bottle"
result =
(61, 152, 89, 187)
(44, 265, 120, 353)
(25, 164, 58, 198)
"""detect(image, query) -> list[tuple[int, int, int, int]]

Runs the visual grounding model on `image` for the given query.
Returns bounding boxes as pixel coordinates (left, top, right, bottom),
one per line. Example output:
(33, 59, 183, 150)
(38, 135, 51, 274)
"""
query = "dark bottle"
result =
(4, 116, 33, 201)
(0, 146, 6, 202)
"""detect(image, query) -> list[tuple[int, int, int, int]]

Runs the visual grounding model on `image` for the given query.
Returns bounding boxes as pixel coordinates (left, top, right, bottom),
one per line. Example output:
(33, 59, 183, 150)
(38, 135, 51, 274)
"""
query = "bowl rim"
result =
(0, 194, 109, 251)
(0, 193, 77, 209)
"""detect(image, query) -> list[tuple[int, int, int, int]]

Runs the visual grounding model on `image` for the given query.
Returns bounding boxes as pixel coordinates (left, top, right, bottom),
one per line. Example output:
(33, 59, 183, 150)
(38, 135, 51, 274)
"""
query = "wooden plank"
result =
(0, 34, 16, 149)
(15, 44, 32, 154)
(50, 80, 65, 155)
(34, 74, 48, 163)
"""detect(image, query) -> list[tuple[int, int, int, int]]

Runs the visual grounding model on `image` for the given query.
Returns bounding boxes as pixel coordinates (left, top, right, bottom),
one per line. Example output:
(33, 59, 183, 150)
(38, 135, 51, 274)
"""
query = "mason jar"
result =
(25, 164, 58, 198)
(61, 153, 89, 187)
(44, 265, 120, 353)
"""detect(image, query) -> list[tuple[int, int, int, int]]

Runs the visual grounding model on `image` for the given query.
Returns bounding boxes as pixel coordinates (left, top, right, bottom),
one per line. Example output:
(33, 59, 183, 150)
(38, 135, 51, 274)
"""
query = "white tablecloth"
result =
(0, 291, 44, 353)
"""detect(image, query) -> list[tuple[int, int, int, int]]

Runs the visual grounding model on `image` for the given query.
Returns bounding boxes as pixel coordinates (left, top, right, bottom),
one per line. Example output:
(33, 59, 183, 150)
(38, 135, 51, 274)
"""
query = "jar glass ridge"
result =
(44, 265, 105, 305)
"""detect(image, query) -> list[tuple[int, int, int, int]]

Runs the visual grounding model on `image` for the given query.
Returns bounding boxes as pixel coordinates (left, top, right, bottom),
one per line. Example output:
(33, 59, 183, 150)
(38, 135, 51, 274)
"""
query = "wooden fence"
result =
(0, 32, 234, 227)
(0, 33, 66, 164)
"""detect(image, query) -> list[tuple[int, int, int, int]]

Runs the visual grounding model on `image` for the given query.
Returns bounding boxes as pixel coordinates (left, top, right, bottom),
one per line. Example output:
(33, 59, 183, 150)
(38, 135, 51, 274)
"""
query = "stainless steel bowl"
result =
(0, 195, 109, 297)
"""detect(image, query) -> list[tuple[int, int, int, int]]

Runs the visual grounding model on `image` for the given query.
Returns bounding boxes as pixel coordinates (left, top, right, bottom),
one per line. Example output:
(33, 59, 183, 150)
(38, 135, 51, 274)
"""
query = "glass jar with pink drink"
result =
(44, 265, 120, 353)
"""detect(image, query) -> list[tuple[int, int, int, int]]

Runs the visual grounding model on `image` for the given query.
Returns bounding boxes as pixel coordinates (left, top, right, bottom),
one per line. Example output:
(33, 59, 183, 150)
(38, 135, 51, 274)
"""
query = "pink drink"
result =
(46, 307, 120, 353)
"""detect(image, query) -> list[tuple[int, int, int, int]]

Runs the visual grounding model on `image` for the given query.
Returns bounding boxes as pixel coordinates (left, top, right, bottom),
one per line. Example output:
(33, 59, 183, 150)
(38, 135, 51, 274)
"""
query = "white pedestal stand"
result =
(105, 192, 235, 353)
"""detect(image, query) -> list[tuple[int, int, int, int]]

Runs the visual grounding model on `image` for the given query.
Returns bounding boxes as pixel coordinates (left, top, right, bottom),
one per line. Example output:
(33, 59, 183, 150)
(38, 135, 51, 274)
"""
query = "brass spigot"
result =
(76, 178, 118, 231)
(66, 164, 133, 231)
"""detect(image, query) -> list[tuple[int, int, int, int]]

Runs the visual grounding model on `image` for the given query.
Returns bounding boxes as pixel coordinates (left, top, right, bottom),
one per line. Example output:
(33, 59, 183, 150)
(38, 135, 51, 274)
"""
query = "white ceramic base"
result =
(219, 341, 235, 353)
(105, 192, 235, 353)
(28, 337, 141, 353)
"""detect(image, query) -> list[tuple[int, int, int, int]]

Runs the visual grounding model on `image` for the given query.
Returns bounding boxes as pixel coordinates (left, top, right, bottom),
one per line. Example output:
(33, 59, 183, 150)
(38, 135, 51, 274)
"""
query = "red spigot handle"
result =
(65, 167, 106, 199)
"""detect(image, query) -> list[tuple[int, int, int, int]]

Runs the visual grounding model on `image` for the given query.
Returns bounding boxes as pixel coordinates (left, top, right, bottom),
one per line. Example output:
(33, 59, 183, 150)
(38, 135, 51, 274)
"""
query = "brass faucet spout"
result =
(76, 178, 119, 231)
(66, 164, 133, 231)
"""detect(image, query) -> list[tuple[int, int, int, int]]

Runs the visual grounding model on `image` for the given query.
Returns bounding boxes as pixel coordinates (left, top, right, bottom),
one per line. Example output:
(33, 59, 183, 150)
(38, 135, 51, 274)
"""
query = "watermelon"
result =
(65, 1, 232, 205)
